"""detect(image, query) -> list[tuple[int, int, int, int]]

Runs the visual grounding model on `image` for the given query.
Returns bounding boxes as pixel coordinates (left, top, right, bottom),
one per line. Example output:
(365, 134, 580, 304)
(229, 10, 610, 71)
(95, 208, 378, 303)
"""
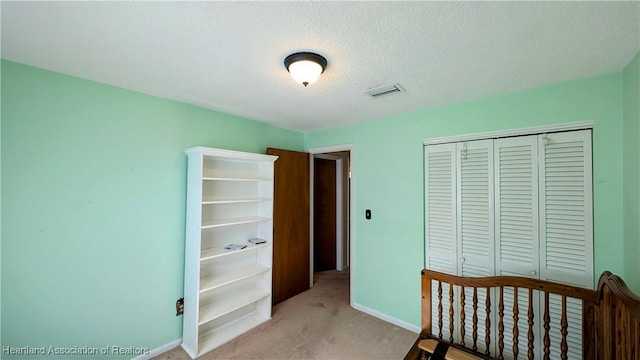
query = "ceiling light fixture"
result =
(284, 52, 327, 87)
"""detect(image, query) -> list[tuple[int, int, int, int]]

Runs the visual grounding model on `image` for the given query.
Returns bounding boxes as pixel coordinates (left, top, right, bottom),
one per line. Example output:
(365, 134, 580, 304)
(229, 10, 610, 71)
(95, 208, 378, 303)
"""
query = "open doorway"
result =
(268, 146, 352, 306)
(313, 153, 349, 272)
(309, 147, 352, 302)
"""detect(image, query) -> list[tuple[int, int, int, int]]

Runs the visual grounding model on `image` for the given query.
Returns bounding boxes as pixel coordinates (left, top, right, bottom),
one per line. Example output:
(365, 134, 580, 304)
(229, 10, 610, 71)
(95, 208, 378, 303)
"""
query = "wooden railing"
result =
(405, 270, 640, 360)
(593, 271, 640, 359)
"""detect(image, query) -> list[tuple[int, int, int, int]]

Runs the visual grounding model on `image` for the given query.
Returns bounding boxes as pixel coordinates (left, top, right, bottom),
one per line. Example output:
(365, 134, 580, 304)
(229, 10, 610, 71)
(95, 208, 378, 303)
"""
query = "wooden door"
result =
(267, 148, 310, 305)
(314, 158, 337, 272)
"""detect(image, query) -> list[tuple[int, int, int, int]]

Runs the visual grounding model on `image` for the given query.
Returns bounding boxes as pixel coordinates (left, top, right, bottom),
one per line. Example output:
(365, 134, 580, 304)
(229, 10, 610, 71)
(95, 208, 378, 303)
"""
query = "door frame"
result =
(310, 154, 344, 271)
(307, 144, 354, 306)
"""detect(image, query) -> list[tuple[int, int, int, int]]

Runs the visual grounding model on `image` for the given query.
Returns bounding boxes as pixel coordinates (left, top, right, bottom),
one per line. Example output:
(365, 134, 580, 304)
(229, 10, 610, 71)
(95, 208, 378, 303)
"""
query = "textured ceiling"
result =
(2, 1, 639, 131)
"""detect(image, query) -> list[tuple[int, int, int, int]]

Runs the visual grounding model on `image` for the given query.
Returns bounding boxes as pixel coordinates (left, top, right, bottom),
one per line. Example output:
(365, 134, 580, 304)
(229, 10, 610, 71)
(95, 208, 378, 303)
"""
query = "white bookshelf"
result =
(200, 242, 271, 262)
(181, 147, 277, 359)
(200, 264, 270, 293)
(197, 311, 270, 356)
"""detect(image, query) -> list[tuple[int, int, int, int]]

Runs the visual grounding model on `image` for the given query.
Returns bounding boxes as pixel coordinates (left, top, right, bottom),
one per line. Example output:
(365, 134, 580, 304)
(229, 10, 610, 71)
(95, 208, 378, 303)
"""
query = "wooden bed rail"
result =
(593, 271, 640, 359)
(405, 269, 640, 360)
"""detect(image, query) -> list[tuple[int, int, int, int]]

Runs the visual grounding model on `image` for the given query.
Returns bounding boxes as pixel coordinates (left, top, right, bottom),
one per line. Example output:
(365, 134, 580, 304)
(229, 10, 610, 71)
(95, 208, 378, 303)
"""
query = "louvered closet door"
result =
(539, 130, 593, 360)
(456, 140, 494, 353)
(424, 128, 594, 359)
(539, 130, 593, 288)
(425, 143, 457, 341)
(494, 135, 540, 360)
(494, 135, 540, 277)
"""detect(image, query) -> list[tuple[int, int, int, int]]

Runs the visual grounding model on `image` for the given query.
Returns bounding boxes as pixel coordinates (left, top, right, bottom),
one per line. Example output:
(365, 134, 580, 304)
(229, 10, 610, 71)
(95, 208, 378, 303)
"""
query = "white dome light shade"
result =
(288, 60, 323, 86)
(284, 52, 327, 87)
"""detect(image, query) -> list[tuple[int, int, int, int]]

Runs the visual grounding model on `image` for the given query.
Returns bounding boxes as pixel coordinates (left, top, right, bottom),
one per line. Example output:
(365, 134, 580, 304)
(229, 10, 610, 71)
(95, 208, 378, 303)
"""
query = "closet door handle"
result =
(460, 258, 466, 263)
(530, 270, 537, 275)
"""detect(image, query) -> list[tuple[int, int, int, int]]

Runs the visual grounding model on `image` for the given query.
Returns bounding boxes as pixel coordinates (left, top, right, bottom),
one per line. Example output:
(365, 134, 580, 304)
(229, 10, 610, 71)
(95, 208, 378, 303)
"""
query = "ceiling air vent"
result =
(365, 83, 405, 99)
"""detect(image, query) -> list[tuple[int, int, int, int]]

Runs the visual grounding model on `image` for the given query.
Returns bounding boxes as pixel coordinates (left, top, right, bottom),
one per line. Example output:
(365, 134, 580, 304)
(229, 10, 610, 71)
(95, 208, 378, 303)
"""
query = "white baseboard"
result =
(351, 302, 421, 334)
(132, 338, 182, 360)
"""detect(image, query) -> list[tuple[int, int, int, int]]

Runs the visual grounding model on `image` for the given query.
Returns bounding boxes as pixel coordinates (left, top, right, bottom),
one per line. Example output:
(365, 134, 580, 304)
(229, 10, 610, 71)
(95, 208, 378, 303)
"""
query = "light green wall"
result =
(0, 60, 304, 358)
(305, 72, 625, 327)
(623, 52, 640, 294)
(3, 53, 638, 354)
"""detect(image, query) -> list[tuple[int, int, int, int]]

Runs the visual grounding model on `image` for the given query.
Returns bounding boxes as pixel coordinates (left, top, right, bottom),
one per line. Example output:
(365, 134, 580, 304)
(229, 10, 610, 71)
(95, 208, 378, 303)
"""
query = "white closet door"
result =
(425, 143, 458, 272)
(424, 128, 593, 357)
(493, 135, 540, 359)
(494, 135, 539, 277)
(456, 139, 495, 277)
(425, 143, 457, 341)
(539, 129, 593, 288)
(456, 140, 494, 353)
(539, 130, 593, 360)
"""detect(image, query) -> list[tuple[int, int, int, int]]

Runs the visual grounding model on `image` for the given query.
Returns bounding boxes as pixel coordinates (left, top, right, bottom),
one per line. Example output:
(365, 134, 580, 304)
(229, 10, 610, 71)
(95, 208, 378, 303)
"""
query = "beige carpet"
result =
(155, 269, 417, 359)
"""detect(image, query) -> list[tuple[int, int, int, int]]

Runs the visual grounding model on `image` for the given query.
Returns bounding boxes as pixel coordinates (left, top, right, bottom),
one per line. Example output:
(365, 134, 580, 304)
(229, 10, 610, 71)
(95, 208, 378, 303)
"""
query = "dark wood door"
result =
(267, 148, 310, 305)
(314, 158, 337, 272)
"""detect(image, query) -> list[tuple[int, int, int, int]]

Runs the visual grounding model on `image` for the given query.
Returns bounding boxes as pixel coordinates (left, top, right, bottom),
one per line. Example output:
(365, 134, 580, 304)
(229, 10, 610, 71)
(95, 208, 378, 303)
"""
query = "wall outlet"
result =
(176, 298, 184, 316)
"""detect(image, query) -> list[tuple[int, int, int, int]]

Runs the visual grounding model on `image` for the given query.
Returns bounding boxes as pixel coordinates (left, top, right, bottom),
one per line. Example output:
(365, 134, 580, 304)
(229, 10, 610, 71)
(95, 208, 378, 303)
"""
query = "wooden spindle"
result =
(449, 285, 455, 343)
(560, 295, 568, 360)
(543, 292, 550, 360)
(485, 287, 491, 356)
(498, 287, 504, 359)
(527, 288, 534, 360)
(438, 281, 443, 339)
(460, 286, 466, 346)
(513, 287, 520, 359)
(472, 287, 478, 351)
